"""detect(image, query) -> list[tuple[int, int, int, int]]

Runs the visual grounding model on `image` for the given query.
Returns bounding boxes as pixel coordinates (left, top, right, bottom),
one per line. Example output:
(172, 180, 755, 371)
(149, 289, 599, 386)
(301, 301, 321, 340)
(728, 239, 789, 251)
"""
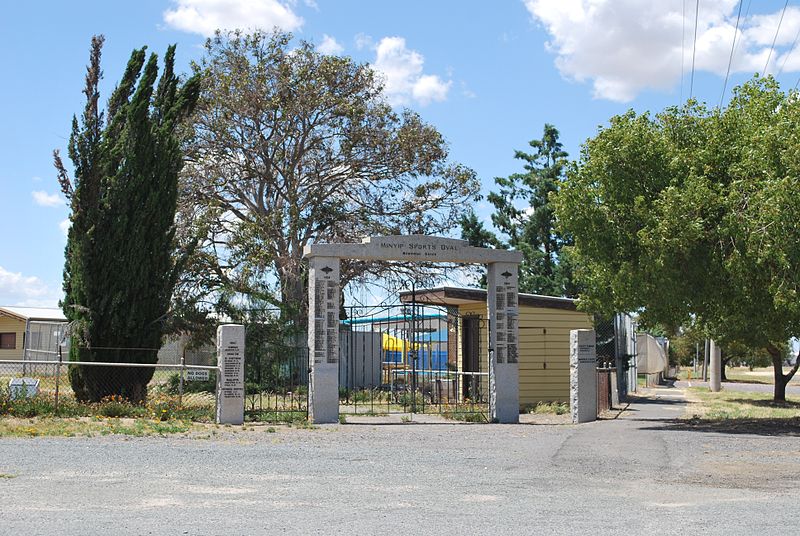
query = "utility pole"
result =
(709, 339, 722, 392)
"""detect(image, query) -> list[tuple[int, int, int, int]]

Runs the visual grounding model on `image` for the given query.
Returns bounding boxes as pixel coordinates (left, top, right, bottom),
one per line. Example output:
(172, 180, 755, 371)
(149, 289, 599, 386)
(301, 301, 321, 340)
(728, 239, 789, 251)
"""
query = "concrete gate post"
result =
(570, 329, 597, 423)
(487, 262, 520, 423)
(307, 256, 341, 423)
(216, 324, 245, 425)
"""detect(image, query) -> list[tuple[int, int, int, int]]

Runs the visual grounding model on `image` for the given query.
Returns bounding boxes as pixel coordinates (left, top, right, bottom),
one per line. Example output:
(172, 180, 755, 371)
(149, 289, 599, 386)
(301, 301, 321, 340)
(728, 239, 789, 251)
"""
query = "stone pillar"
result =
(709, 339, 722, 392)
(216, 324, 245, 425)
(570, 329, 597, 424)
(307, 256, 341, 423)
(486, 262, 520, 423)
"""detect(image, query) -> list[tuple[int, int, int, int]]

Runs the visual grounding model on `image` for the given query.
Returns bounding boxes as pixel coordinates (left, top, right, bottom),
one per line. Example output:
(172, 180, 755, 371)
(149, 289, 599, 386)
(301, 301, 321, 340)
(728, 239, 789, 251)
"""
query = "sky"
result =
(2, 0, 800, 308)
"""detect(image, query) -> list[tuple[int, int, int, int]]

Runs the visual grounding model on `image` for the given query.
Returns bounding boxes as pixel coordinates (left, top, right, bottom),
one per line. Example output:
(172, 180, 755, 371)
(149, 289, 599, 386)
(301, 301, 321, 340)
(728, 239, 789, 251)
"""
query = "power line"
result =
(681, 0, 687, 103)
(777, 19, 800, 76)
(720, 0, 744, 107)
(763, 0, 790, 76)
(690, 0, 700, 99)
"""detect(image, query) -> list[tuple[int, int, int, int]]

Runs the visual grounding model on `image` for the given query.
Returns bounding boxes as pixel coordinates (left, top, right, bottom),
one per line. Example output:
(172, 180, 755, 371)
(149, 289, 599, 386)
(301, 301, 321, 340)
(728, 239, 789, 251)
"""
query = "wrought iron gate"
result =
(338, 300, 489, 421)
(242, 322, 308, 423)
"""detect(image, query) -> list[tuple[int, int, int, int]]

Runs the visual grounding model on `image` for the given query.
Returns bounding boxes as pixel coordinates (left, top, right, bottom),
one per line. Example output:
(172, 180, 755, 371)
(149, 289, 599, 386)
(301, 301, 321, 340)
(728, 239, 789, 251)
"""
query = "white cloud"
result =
(372, 37, 452, 106)
(0, 266, 60, 308)
(412, 74, 451, 105)
(354, 33, 373, 51)
(31, 176, 42, 183)
(163, 0, 303, 37)
(525, 0, 800, 102)
(318, 34, 343, 55)
(32, 190, 64, 208)
(59, 219, 70, 238)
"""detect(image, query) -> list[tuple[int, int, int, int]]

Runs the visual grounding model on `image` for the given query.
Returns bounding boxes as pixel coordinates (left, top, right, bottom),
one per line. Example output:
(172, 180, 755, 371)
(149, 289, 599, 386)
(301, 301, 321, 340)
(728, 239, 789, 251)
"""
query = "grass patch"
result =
(686, 388, 800, 420)
(245, 410, 308, 424)
(0, 416, 195, 438)
(0, 473, 17, 479)
(678, 388, 800, 435)
(441, 406, 489, 423)
(526, 401, 569, 415)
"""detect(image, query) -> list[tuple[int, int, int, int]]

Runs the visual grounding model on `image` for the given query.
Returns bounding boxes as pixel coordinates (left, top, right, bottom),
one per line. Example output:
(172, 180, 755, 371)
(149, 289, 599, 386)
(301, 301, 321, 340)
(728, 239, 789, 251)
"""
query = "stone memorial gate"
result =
(303, 235, 522, 424)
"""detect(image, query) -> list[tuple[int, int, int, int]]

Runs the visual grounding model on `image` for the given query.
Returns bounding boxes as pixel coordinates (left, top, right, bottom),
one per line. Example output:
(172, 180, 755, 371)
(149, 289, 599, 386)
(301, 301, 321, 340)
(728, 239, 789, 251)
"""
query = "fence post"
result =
(216, 324, 245, 425)
(179, 349, 185, 407)
(54, 346, 62, 413)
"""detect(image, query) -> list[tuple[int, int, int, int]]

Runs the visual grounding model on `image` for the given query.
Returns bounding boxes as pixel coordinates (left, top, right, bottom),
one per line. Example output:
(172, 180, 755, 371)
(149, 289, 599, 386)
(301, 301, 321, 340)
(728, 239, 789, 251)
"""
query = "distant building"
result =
(0, 306, 67, 361)
(399, 286, 593, 407)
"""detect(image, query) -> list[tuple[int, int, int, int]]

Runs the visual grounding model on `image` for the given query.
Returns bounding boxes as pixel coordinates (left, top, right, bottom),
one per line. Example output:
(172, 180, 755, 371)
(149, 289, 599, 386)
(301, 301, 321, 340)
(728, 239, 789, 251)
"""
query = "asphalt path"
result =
(1, 388, 799, 535)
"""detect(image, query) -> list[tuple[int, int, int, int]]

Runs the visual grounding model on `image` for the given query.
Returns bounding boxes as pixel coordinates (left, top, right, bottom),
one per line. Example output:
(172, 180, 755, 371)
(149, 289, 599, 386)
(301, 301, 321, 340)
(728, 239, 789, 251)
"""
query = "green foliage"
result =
(526, 401, 570, 415)
(554, 75, 800, 399)
(55, 36, 200, 402)
(461, 124, 576, 296)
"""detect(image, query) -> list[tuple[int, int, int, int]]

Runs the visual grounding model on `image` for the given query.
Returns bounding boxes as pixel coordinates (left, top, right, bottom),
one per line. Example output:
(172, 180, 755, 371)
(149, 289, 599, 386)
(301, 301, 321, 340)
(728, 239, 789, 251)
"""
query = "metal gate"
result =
(243, 322, 308, 423)
(338, 301, 489, 422)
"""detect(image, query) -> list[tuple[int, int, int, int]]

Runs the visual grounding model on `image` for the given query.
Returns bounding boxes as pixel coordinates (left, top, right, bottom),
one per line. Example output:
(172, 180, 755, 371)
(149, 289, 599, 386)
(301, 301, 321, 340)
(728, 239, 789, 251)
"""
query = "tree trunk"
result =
(775, 367, 788, 403)
(766, 343, 800, 403)
(720, 354, 734, 382)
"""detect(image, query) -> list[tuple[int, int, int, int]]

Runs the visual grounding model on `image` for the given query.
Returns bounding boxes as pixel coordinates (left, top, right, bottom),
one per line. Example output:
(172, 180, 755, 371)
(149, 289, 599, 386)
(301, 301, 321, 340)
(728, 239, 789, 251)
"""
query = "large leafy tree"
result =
(54, 36, 200, 402)
(554, 76, 800, 401)
(178, 30, 478, 324)
(461, 124, 575, 296)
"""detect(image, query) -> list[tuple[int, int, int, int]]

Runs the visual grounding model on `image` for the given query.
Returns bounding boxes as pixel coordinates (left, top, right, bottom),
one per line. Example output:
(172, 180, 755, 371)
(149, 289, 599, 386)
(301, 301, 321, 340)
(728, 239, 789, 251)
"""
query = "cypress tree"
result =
(54, 36, 200, 402)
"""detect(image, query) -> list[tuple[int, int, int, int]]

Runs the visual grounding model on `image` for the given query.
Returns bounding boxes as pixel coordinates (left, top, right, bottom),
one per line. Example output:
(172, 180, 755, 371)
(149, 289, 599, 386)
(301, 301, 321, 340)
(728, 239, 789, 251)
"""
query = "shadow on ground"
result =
(640, 416, 800, 436)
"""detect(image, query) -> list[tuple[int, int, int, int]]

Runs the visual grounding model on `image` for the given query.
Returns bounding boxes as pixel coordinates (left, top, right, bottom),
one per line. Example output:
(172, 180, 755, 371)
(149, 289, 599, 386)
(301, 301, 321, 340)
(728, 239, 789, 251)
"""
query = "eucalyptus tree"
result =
(179, 30, 478, 323)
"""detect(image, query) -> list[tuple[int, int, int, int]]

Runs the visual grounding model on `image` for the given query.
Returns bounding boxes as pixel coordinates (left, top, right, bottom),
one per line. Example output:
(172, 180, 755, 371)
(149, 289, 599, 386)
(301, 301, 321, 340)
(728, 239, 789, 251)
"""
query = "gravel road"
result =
(1, 387, 799, 535)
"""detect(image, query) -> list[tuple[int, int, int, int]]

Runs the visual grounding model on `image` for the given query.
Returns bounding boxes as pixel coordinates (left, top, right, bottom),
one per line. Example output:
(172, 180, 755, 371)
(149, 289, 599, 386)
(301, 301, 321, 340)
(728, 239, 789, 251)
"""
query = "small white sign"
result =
(185, 369, 210, 382)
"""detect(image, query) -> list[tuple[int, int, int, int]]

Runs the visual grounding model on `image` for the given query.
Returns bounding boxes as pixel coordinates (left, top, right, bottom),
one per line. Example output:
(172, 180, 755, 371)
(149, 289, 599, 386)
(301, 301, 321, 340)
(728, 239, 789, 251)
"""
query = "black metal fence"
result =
(243, 334, 308, 423)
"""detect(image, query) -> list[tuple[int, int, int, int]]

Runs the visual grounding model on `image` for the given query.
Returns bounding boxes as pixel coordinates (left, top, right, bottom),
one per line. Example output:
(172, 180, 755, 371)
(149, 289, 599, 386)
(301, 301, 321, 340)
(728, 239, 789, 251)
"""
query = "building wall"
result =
(457, 302, 592, 407)
(0, 315, 26, 361)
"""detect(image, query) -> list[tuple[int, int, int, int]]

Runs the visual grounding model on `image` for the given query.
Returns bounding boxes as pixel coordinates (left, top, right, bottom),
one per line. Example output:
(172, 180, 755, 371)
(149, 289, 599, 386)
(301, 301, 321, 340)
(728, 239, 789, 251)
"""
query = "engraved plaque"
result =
(506, 288, 518, 308)
(496, 345, 506, 364)
(495, 286, 505, 309)
(507, 344, 518, 364)
(327, 280, 337, 301)
(326, 328, 338, 363)
(314, 283, 325, 317)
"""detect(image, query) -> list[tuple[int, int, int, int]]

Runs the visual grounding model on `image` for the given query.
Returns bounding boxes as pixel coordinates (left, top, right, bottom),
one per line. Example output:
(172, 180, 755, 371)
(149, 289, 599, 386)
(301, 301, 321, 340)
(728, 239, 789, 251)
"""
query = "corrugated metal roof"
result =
(398, 286, 579, 311)
(0, 306, 67, 322)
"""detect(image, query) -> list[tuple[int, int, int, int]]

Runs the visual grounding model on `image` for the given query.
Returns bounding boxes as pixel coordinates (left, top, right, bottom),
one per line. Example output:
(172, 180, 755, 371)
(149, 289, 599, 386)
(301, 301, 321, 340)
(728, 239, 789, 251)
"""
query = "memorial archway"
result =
(304, 235, 522, 424)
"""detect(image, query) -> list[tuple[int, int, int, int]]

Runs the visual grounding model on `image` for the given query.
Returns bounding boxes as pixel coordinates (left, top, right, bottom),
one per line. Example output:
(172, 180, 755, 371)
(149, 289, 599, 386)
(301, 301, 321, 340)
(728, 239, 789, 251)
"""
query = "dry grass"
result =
(679, 388, 800, 435)
(686, 388, 800, 419)
(0, 416, 196, 438)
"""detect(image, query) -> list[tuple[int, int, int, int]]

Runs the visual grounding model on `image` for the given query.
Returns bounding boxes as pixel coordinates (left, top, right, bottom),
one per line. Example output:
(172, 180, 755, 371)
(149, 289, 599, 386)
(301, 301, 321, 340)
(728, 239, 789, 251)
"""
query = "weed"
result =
(526, 401, 569, 415)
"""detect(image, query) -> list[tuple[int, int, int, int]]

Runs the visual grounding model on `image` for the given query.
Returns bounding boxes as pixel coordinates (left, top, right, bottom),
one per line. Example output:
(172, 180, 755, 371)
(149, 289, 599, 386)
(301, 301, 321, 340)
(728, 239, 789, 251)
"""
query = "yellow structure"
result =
(0, 306, 66, 361)
(401, 287, 592, 407)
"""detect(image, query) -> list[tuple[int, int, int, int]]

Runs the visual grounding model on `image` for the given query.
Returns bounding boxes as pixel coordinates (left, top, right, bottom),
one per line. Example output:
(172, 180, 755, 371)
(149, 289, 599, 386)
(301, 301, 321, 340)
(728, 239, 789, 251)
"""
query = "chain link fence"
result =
(1, 345, 218, 420)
